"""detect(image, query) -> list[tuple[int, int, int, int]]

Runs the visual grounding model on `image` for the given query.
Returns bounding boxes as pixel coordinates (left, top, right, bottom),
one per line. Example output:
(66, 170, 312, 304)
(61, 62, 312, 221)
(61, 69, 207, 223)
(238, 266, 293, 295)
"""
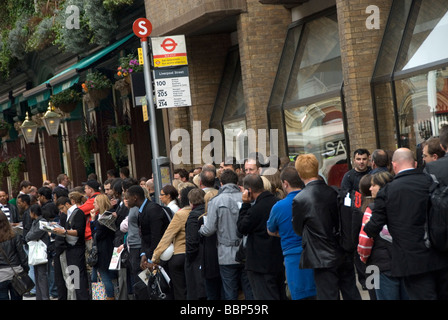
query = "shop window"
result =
(372, 0, 448, 159)
(209, 46, 248, 162)
(267, 8, 347, 186)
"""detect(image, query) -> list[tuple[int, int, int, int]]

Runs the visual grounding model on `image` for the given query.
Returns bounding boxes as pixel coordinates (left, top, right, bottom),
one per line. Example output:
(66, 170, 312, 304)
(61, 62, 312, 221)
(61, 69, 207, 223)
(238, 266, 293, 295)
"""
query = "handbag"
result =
(0, 243, 35, 296)
(147, 268, 170, 300)
(27, 239, 48, 266)
(87, 234, 98, 267)
(91, 281, 107, 300)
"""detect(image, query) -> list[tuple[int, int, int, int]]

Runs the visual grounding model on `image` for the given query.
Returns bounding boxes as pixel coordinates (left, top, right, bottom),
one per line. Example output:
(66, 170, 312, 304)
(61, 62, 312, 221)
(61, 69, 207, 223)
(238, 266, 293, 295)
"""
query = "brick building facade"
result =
(144, 0, 448, 183)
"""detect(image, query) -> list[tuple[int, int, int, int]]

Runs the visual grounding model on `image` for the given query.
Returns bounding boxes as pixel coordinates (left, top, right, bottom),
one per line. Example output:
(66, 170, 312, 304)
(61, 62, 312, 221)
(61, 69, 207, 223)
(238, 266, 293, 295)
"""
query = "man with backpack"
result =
(364, 148, 448, 299)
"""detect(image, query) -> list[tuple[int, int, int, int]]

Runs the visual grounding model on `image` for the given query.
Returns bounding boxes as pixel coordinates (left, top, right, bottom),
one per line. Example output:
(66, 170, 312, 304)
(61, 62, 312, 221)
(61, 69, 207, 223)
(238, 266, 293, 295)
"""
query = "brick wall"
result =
(166, 34, 232, 169)
(336, 0, 392, 158)
(237, 0, 291, 154)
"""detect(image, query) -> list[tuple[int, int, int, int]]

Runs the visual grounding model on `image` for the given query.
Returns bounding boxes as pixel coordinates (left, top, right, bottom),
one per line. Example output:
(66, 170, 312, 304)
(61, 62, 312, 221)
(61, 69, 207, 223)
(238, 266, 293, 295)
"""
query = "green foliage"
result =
(107, 125, 130, 169)
(76, 132, 96, 167)
(51, 89, 81, 107)
(103, 0, 134, 11)
(7, 155, 25, 191)
(0, 119, 12, 131)
(83, 71, 113, 92)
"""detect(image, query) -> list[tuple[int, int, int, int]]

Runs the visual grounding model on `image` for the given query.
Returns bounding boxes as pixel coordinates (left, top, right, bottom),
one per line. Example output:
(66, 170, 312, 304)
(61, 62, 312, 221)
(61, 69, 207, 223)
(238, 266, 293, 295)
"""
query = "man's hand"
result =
(242, 189, 251, 203)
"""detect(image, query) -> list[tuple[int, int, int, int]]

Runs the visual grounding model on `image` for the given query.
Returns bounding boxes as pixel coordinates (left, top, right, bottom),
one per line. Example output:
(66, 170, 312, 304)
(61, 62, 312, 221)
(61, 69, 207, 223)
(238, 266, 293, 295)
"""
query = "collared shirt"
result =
(66, 204, 78, 222)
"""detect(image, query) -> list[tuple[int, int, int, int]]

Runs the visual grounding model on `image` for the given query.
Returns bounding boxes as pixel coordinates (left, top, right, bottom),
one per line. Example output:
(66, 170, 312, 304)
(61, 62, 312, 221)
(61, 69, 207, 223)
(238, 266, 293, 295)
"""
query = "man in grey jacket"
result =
(199, 169, 253, 300)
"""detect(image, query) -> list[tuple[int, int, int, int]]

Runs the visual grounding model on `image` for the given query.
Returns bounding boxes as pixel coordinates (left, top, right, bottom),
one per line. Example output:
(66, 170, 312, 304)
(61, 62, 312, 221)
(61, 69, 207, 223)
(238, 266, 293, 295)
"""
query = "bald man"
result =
(364, 148, 448, 300)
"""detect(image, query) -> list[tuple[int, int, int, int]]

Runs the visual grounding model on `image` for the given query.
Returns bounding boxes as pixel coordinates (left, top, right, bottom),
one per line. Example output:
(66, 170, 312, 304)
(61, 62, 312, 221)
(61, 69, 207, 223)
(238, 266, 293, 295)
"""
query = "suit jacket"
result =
(237, 191, 284, 274)
(139, 200, 171, 259)
(425, 153, 448, 185)
(364, 168, 448, 277)
(292, 180, 343, 269)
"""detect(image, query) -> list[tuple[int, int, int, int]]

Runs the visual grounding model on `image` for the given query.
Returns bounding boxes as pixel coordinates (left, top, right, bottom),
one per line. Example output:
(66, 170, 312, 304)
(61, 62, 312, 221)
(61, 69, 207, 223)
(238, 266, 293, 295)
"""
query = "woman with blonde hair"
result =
(90, 194, 117, 299)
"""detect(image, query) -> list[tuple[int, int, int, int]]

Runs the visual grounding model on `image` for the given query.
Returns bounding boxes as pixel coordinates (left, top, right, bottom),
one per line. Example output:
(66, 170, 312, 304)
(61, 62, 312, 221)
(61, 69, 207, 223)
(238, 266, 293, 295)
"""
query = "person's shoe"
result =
(23, 292, 36, 298)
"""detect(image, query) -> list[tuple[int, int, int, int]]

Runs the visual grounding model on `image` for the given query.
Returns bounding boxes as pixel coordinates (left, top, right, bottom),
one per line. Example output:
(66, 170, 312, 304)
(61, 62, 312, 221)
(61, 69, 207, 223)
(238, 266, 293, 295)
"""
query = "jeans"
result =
(0, 280, 22, 300)
(219, 264, 253, 300)
(375, 272, 408, 300)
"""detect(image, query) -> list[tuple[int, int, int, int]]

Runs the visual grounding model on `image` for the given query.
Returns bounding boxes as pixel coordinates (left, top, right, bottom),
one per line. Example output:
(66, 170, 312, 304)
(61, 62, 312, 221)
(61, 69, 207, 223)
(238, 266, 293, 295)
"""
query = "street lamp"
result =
(42, 101, 62, 136)
(20, 112, 39, 144)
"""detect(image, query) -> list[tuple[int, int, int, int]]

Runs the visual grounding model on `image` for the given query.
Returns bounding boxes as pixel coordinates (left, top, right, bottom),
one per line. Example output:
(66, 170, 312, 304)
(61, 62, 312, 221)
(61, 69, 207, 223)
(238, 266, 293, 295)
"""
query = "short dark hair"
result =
(223, 156, 240, 171)
(440, 125, 448, 150)
(56, 196, 71, 207)
(426, 137, 445, 159)
(179, 186, 196, 208)
(126, 185, 145, 200)
(371, 149, 388, 167)
(243, 174, 264, 193)
(17, 194, 30, 206)
(120, 167, 130, 178)
(188, 188, 205, 206)
(53, 187, 69, 199)
(220, 169, 238, 185)
(280, 166, 304, 189)
(38, 187, 53, 200)
(353, 148, 370, 157)
(174, 168, 189, 180)
(122, 177, 138, 192)
(19, 180, 31, 190)
(29, 204, 43, 217)
(161, 184, 179, 201)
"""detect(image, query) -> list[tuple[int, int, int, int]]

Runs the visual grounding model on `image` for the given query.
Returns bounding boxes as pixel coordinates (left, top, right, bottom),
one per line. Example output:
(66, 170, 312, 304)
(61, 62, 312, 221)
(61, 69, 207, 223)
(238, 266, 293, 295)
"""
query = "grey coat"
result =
(199, 183, 243, 265)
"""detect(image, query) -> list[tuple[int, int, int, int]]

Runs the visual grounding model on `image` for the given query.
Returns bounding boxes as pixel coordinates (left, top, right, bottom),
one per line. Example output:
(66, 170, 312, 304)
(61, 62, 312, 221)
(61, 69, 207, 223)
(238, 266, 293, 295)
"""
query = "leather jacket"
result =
(0, 233, 29, 272)
(292, 180, 343, 269)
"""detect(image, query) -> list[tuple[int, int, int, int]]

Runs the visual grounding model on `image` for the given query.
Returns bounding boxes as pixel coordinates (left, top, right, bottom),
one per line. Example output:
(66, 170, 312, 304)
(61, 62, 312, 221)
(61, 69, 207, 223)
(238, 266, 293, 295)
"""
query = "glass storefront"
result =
(372, 0, 448, 164)
(267, 8, 347, 185)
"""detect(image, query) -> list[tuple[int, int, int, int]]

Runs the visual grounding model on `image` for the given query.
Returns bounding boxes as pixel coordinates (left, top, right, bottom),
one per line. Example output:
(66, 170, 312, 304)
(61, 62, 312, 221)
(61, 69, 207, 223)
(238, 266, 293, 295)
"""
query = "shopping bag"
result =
(28, 240, 48, 266)
(91, 281, 107, 300)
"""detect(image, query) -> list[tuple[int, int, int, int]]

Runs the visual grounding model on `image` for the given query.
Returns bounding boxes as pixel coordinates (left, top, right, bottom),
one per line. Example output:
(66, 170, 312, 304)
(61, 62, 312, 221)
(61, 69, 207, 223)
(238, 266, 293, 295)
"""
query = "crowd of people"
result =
(0, 125, 447, 300)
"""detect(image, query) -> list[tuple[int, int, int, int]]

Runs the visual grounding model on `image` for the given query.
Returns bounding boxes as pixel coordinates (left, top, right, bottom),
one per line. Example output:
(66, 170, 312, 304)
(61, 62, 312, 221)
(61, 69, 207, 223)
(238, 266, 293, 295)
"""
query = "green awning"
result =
(46, 33, 134, 92)
(22, 33, 134, 107)
(0, 100, 11, 112)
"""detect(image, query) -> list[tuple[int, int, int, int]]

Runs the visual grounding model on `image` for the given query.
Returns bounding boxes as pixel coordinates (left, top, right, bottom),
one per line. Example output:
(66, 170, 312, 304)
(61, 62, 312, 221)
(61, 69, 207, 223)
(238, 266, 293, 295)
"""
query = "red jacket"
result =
(79, 192, 100, 241)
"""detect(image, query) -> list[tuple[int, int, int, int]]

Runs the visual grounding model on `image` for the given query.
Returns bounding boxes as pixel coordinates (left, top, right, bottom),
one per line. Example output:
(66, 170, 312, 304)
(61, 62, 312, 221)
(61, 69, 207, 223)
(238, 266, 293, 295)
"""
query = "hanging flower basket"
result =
(83, 88, 110, 110)
(114, 78, 131, 97)
(57, 101, 78, 113)
(0, 119, 12, 137)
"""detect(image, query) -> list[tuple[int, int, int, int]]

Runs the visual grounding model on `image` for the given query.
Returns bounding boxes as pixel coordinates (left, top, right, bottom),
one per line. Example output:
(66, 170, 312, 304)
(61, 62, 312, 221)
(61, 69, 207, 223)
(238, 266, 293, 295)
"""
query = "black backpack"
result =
(428, 174, 448, 252)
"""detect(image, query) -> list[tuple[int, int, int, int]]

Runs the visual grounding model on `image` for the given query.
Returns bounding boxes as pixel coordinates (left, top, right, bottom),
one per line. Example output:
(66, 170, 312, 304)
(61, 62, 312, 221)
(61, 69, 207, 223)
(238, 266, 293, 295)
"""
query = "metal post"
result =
(141, 38, 161, 204)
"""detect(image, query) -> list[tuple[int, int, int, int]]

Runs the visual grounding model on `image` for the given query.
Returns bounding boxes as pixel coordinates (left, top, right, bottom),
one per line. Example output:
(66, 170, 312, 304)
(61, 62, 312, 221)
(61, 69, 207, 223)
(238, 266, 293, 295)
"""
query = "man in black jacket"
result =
(364, 148, 448, 299)
(125, 185, 170, 271)
(237, 174, 285, 300)
(425, 125, 448, 184)
(292, 153, 361, 300)
(54, 196, 89, 300)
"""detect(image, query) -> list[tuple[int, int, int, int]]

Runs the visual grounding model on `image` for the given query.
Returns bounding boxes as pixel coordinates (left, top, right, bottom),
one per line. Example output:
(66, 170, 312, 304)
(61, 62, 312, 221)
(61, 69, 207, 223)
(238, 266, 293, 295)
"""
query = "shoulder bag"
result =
(0, 242, 34, 296)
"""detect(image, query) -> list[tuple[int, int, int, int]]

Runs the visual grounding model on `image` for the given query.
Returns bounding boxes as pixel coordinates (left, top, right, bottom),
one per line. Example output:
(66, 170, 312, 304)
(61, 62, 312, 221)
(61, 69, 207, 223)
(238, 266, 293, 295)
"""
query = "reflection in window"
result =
(283, 12, 342, 106)
(223, 119, 247, 162)
(267, 8, 346, 186)
(395, 68, 448, 153)
(372, 0, 448, 157)
(285, 97, 346, 182)
(397, 0, 448, 72)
